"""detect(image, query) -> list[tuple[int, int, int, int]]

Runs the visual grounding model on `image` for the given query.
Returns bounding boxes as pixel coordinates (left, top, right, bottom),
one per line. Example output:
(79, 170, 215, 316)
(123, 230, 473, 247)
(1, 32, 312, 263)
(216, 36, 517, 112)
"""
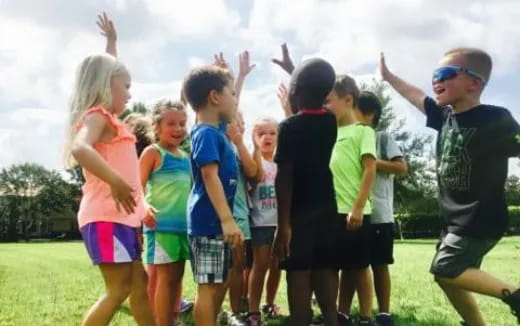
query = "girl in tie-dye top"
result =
(139, 99, 191, 326)
(65, 53, 155, 326)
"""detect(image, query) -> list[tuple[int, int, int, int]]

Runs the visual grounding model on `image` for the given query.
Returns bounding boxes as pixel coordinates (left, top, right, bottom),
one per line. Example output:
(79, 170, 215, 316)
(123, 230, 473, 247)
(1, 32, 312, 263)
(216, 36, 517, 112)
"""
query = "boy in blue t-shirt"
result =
(184, 65, 244, 326)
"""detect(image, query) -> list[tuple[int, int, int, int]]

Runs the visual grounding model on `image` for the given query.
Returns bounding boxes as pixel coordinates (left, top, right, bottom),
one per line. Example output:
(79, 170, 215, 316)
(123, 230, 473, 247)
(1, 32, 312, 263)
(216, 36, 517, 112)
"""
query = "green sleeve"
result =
(359, 126, 376, 160)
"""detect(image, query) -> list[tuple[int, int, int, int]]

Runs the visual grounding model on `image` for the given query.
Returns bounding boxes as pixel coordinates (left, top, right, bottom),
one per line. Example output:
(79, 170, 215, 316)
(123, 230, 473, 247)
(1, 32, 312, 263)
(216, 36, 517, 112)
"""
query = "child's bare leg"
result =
(249, 245, 271, 312)
(146, 264, 157, 312)
(287, 270, 313, 326)
(437, 280, 486, 326)
(312, 269, 339, 326)
(154, 263, 175, 326)
(266, 259, 282, 305)
(129, 261, 155, 326)
(372, 265, 391, 313)
(194, 283, 228, 326)
(338, 269, 356, 315)
(171, 262, 185, 321)
(82, 263, 133, 326)
(356, 267, 374, 319)
(229, 242, 246, 313)
(436, 268, 518, 299)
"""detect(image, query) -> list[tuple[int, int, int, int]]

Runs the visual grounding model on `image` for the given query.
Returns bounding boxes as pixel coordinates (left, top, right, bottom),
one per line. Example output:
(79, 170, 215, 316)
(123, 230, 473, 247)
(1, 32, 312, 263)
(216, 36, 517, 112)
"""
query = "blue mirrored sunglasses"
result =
(432, 65, 487, 86)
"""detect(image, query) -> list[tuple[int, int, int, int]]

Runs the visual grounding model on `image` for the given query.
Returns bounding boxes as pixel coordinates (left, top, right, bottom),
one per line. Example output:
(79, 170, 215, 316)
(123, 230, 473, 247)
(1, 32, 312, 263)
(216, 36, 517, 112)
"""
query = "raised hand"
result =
(272, 43, 295, 75)
(96, 12, 117, 57)
(226, 121, 243, 146)
(277, 84, 293, 117)
(213, 52, 230, 70)
(238, 50, 256, 78)
(379, 52, 391, 81)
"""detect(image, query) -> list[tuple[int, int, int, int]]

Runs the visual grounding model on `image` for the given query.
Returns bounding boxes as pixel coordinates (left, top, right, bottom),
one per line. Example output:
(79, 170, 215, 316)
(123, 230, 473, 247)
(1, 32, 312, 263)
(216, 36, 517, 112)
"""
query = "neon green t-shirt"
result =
(330, 123, 376, 215)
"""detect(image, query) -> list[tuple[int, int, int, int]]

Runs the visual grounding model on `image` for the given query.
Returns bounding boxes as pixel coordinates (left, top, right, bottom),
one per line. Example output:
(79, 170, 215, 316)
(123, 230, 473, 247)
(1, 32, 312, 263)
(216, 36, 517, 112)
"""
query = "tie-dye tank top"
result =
(144, 144, 191, 233)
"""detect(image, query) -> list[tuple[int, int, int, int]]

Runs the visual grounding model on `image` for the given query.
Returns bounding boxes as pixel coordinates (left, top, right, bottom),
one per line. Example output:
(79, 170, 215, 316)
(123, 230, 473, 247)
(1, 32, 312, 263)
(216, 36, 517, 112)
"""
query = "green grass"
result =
(1, 238, 519, 326)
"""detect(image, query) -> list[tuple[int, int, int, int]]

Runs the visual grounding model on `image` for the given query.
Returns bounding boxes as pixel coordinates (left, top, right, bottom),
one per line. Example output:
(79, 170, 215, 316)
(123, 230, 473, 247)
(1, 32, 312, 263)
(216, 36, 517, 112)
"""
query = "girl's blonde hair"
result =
(253, 117, 279, 129)
(64, 53, 129, 168)
(151, 99, 187, 142)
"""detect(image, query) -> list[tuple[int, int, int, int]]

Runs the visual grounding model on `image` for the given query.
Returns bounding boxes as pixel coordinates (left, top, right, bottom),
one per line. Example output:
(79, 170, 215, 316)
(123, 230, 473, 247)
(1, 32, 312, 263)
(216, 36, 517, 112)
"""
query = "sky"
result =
(1, 0, 520, 173)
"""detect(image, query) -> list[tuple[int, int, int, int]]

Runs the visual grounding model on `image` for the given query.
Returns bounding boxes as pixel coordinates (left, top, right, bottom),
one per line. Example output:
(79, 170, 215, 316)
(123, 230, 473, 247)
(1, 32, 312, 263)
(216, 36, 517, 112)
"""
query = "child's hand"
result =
(272, 43, 295, 75)
(379, 52, 391, 81)
(226, 121, 243, 146)
(252, 125, 262, 150)
(277, 84, 292, 117)
(96, 12, 117, 43)
(238, 50, 256, 78)
(272, 226, 292, 261)
(109, 176, 137, 215)
(346, 209, 363, 231)
(143, 206, 158, 229)
(214, 52, 230, 70)
(221, 218, 243, 248)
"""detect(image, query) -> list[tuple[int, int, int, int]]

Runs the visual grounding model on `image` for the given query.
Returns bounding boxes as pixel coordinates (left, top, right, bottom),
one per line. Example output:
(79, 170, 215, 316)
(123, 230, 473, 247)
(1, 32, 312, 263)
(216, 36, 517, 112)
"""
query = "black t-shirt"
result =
(274, 111, 338, 224)
(425, 97, 520, 238)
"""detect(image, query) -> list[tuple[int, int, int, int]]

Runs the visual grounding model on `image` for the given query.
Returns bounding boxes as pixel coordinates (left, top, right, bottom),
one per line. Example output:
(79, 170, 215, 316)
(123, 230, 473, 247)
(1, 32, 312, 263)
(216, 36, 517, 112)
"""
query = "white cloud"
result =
(0, 0, 520, 178)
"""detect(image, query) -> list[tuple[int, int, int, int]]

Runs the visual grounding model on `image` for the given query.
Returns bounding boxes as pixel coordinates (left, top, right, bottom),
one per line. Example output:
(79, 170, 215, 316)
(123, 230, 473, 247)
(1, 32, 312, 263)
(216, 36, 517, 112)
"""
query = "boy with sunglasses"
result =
(380, 48, 520, 326)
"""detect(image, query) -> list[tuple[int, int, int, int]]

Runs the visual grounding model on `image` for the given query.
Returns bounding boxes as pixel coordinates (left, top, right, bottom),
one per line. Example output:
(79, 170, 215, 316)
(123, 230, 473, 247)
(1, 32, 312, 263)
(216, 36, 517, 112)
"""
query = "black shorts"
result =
(430, 232, 499, 279)
(279, 213, 337, 271)
(334, 214, 371, 270)
(369, 223, 394, 266)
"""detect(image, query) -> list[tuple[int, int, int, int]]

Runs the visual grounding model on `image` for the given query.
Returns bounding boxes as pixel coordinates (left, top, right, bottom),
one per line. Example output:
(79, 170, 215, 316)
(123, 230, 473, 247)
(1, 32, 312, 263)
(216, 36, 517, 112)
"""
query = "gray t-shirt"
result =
(371, 131, 403, 224)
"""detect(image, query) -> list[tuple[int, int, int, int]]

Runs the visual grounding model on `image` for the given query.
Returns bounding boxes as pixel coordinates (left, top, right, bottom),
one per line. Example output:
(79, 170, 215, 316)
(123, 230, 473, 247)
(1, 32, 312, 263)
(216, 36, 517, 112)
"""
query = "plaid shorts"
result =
(189, 235, 232, 284)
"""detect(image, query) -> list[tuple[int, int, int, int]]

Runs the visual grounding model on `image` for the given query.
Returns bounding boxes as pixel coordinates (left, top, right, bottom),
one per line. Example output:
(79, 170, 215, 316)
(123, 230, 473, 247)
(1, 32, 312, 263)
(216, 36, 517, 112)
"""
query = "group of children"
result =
(64, 12, 520, 326)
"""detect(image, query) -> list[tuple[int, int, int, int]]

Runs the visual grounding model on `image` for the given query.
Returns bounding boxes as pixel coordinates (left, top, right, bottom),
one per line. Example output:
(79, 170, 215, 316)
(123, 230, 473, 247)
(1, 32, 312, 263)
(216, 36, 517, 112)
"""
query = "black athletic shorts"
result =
(334, 214, 371, 270)
(279, 212, 337, 271)
(369, 223, 394, 266)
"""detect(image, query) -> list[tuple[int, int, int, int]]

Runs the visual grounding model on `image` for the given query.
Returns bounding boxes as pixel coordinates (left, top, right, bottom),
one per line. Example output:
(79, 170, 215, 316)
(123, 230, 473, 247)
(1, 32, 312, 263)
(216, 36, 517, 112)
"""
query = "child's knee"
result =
(107, 283, 132, 302)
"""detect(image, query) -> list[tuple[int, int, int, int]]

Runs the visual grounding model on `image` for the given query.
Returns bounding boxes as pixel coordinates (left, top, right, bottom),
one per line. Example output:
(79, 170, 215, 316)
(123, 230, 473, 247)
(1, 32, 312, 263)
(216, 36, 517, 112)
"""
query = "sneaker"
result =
(261, 303, 281, 319)
(246, 312, 262, 326)
(338, 312, 354, 326)
(375, 313, 394, 326)
(358, 317, 375, 326)
(180, 299, 194, 313)
(228, 312, 247, 326)
(218, 311, 230, 325)
(503, 289, 520, 323)
(310, 315, 324, 326)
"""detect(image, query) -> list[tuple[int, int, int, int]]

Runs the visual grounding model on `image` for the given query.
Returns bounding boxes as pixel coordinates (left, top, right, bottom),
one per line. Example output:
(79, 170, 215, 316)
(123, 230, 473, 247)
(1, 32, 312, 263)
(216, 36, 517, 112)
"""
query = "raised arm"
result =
(226, 121, 258, 179)
(96, 12, 118, 57)
(277, 84, 293, 118)
(235, 50, 256, 103)
(272, 43, 295, 75)
(380, 53, 426, 114)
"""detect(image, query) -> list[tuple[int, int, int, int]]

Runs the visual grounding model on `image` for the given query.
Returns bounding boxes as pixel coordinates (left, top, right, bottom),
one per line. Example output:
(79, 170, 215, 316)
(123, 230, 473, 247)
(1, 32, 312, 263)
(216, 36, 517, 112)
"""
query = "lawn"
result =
(1, 238, 519, 326)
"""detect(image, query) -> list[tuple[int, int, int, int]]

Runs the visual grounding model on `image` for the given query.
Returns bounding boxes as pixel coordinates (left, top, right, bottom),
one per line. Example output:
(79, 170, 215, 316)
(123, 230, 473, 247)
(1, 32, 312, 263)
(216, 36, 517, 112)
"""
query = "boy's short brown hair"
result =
(444, 48, 492, 84)
(333, 74, 360, 107)
(183, 65, 234, 111)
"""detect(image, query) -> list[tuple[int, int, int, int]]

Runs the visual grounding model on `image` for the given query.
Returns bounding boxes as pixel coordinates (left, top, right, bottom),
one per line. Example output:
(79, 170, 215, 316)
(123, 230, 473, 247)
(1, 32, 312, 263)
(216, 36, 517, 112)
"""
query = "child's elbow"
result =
(71, 142, 85, 160)
(399, 162, 409, 175)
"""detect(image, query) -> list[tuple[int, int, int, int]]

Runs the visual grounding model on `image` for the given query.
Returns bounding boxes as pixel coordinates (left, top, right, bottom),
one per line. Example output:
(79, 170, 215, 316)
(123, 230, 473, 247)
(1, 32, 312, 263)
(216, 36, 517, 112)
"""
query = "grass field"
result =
(1, 238, 519, 326)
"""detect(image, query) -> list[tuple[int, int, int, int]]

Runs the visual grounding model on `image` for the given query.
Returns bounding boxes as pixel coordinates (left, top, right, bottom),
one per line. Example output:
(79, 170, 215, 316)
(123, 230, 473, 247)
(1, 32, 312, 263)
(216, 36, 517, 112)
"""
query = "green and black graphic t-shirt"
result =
(425, 97, 520, 238)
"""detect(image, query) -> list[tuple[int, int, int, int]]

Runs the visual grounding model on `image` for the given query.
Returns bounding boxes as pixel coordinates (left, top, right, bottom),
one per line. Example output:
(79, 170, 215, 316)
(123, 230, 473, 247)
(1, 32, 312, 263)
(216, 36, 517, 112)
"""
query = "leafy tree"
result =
(506, 175, 520, 206)
(0, 163, 77, 241)
(119, 102, 148, 121)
